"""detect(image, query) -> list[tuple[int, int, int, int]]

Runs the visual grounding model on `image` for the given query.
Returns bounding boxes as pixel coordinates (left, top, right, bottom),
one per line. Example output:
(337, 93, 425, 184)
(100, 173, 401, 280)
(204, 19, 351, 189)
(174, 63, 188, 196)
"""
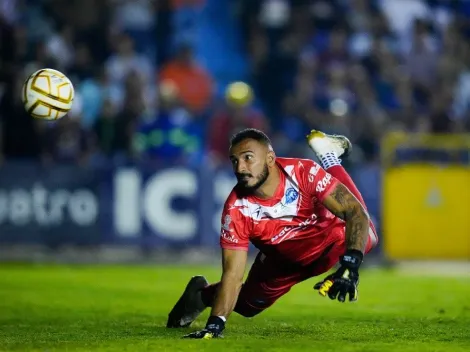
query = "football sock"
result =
(320, 152, 342, 170)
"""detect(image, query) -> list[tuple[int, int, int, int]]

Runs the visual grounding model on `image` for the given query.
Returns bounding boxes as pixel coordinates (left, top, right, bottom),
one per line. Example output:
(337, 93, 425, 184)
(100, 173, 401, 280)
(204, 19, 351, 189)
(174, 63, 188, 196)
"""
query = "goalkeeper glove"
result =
(183, 316, 225, 339)
(314, 249, 363, 302)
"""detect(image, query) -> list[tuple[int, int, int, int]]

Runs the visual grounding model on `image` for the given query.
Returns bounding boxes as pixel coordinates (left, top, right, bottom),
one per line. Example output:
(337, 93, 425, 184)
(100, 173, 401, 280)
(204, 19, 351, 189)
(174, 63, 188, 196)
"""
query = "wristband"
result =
(340, 249, 363, 270)
(205, 316, 225, 332)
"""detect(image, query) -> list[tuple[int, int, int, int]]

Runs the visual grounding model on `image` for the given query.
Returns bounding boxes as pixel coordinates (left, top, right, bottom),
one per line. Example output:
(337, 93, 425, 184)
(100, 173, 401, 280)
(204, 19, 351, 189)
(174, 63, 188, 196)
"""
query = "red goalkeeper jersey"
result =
(219, 157, 344, 266)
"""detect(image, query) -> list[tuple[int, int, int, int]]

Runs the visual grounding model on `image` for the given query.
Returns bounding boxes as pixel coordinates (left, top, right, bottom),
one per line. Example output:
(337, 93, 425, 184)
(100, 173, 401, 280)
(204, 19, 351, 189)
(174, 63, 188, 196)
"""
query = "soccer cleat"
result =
(166, 275, 209, 328)
(306, 130, 352, 159)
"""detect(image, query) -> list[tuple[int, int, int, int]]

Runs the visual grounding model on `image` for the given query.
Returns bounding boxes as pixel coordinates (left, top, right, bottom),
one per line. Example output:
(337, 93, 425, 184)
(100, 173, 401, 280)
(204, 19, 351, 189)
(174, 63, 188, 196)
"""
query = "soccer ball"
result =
(22, 68, 74, 120)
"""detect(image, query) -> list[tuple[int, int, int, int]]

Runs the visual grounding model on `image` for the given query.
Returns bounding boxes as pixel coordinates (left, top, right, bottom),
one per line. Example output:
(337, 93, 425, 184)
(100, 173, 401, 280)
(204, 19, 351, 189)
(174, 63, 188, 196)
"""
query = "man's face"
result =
(229, 139, 273, 191)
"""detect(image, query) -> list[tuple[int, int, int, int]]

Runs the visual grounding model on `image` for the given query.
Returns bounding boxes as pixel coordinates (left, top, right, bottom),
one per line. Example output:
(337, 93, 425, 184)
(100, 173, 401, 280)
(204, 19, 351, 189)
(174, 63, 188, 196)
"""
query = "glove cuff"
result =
(340, 249, 363, 270)
(205, 316, 225, 333)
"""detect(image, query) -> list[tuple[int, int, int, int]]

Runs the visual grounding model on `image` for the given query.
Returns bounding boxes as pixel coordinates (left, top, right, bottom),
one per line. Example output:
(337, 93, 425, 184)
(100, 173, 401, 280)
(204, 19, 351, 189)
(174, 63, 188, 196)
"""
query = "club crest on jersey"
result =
(285, 188, 299, 205)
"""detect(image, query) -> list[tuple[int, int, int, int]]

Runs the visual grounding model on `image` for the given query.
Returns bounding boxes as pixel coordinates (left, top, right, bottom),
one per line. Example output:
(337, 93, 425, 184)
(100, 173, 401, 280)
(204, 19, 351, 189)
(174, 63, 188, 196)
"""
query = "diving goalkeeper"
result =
(167, 128, 379, 338)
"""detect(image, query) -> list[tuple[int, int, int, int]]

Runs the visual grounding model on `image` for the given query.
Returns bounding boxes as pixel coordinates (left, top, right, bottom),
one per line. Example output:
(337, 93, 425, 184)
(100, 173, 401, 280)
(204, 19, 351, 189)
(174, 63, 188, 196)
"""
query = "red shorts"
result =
(234, 227, 377, 317)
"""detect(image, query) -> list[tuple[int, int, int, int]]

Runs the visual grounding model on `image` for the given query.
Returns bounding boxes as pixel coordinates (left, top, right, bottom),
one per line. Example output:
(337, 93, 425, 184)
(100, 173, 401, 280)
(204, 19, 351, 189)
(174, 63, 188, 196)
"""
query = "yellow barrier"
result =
(381, 133, 470, 260)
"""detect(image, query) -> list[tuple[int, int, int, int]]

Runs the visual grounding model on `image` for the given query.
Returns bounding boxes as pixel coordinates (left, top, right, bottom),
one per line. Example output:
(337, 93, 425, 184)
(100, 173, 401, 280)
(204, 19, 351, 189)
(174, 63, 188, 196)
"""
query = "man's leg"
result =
(201, 252, 308, 318)
(307, 130, 379, 252)
(167, 252, 302, 328)
(167, 276, 209, 328)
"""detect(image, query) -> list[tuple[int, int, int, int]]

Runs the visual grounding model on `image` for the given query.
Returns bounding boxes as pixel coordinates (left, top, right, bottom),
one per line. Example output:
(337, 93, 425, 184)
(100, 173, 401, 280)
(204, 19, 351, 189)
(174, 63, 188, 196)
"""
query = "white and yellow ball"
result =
(22, 68, 74, 120)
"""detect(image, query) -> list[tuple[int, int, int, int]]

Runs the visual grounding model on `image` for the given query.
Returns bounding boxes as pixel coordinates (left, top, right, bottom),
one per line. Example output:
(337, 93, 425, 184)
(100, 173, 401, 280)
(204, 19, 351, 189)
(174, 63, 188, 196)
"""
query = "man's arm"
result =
(313, 182, 370, 302)
(211, 248, 247, 319)
(321, 183, 369, 253)
(183, 248, 247, 339)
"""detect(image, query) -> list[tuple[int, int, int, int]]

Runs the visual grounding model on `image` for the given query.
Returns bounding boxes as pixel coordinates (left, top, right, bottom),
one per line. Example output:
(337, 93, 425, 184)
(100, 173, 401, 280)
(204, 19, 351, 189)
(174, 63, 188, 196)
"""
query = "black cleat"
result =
(166, 275, 209, 328)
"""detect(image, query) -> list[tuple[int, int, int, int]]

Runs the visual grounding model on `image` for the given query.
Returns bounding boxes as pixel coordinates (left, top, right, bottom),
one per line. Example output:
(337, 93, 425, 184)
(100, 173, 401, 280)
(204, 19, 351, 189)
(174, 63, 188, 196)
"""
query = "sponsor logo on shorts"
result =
(316, 173, 332, 193)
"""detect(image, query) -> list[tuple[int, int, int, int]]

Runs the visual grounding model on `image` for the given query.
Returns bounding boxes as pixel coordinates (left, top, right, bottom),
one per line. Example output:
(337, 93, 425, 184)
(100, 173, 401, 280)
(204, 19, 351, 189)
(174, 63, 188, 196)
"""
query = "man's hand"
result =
(183, 316, 225, 339)
(314, 249, 363, 302)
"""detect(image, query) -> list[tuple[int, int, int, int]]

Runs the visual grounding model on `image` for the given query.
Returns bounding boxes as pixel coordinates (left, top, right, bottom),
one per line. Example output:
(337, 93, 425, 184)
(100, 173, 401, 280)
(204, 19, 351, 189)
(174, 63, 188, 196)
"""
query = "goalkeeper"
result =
(167, 129, 379, 338)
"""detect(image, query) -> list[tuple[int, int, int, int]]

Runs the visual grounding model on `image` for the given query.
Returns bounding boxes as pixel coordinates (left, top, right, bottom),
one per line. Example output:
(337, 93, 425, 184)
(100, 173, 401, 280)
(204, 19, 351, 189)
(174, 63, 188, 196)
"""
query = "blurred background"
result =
(0, 0, 468, 264)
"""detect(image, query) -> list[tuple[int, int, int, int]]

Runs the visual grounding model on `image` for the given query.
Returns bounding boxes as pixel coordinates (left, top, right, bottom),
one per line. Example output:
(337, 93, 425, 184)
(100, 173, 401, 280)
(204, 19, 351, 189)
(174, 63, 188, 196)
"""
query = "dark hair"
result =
(229, 128, 272, 148)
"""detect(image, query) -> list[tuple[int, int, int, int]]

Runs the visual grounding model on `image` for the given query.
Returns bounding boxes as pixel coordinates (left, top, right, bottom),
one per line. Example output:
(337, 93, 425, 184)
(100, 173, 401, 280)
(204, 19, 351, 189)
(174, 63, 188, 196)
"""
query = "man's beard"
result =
(236, 164, 269, 192)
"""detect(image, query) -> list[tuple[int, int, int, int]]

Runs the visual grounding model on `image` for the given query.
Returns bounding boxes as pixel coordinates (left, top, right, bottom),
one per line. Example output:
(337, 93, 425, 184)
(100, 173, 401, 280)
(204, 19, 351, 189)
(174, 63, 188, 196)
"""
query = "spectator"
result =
(109, 73, 148, 159)
(159, 43, 213, 115)
(45, 23, 75, 70)
(105, 33, 154, 87)
(404, 19, 438, 108)
(208, 82, 269, 166)
(68, 43, 95, 83)
(112, 0, 157, 59)
(0, 71, 42, 162)
(318, 26, 350, 70)
(77, 68, 124, 130)
(91, 98, 129, 160)
(0, 0, 469, 169)
(133, 79, 204, 166)
(40, 116, 92, 165)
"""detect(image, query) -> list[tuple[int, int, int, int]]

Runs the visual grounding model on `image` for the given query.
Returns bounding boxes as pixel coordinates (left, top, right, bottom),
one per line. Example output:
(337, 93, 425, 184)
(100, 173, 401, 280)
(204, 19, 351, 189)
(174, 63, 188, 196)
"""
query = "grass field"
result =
(0, 264, 469, 352)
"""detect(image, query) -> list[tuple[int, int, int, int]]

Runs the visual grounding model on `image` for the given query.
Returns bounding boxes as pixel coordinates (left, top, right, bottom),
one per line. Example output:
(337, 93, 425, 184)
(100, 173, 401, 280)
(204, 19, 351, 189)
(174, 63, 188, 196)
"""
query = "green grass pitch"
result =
(0, 263, 469, 351)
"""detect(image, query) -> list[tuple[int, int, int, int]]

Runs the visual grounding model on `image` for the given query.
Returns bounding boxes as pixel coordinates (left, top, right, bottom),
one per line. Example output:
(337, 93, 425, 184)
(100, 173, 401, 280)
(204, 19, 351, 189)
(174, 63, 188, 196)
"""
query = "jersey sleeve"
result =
(302, 160, 340, 202)
(219, 200, 251, 251)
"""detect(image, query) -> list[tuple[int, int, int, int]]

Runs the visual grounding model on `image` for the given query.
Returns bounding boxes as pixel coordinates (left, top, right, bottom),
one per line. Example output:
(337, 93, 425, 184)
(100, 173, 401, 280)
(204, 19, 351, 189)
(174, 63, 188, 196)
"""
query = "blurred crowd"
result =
(0, 0, 469, 169)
